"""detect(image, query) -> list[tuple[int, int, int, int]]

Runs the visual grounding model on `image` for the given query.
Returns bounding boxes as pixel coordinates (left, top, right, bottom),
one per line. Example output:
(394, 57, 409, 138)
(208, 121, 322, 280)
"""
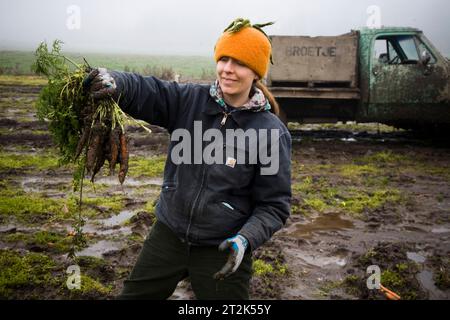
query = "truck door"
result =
(368, 34, 448, 126)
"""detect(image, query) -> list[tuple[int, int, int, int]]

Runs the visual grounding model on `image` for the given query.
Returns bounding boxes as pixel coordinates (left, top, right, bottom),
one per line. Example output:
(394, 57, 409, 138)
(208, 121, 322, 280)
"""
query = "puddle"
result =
(21, 176, 70, 193)
(81, 223, 132, 236)
(293, 251, 347, 268)
(100, 210, 135, 227)
(21, 175, 162, 193)
(77, 240, 121, 258)
(406, 252, 426, 264)
(431, 227, 450, 234)
(405, 252, 448, 299)
(0, 224, 36, 233)
(402, 225, 427, 233)
(95, 176, 163, 187)
(341, 137, 357, 142)
(417, 269, 448, 299)
(65, 217, 133, 236)
(0, 225, 19, 233)
(289, 212, 354, 239)
(20, 176, 47, 192)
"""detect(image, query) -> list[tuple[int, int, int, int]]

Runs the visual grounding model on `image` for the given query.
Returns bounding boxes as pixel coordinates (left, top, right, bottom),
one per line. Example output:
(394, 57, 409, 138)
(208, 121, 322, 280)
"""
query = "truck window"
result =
(396, 35, 419, 62)
(416, 38, 437, 64)
(374, 39, 388, 63)
(387, 41, 400, 64)
(373, 38, 400, 64)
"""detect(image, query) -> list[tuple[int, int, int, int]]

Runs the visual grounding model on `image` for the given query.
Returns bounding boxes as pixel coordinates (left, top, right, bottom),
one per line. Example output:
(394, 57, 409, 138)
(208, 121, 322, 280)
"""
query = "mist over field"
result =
(0, 0, 449, 56)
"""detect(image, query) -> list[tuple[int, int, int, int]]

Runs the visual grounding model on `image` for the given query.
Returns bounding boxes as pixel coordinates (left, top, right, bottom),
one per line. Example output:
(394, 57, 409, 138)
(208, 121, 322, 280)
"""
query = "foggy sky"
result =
(0, 0, 449, 56)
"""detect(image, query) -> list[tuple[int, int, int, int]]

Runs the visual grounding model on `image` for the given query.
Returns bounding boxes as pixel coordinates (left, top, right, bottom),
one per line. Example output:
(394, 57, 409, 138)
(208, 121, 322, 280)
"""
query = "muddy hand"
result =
(82, 67, 117, 100)
(213, 234, 248, 280)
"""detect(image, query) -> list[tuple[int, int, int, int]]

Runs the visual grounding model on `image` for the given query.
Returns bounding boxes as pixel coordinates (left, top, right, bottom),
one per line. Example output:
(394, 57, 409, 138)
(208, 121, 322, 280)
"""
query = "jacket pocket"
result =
(221, 201, 234, 211)
(219, 201, 248, 218)
(158, 182, 177, 212)
(161, 182, 177, 192)
(198, 201, 247, 238)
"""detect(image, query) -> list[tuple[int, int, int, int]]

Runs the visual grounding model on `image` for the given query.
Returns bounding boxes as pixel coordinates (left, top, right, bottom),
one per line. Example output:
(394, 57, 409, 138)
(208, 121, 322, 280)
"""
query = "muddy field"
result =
(0, 75, 449, 300)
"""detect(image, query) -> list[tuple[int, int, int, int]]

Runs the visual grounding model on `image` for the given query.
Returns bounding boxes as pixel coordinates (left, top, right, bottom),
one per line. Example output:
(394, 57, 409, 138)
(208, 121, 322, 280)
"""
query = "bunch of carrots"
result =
(33, 40, 151, 257)
(74, 101, 129, 184)
(33, 40, 132, 186)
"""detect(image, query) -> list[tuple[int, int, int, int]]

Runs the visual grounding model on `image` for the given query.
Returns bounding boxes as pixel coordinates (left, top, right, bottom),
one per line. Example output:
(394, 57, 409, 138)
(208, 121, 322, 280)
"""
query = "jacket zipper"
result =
(220, 112, 230, 126)
(185, 165, 207, 244)
(185, 111, 230, 243)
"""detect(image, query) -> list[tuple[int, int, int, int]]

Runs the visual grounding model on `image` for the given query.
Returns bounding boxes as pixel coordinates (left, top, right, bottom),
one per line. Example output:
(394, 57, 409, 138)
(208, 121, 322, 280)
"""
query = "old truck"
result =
(268, 27, 449, 131)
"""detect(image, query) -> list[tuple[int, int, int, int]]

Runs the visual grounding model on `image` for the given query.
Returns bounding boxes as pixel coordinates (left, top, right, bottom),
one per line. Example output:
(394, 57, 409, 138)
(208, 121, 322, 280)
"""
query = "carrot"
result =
(91, 149, 106, 182)
(380, 284, 401, 300)
(108, 126, 121, 175)
(86, 124, 102, 174)
(118, 130, 129, 184)
(74, 121, 91, 159)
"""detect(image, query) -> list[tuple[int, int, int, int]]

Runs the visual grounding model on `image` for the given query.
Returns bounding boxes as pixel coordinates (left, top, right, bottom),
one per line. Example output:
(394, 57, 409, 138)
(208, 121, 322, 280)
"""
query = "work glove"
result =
(213, 234, 249, 280)
(82, 67, 117, 100)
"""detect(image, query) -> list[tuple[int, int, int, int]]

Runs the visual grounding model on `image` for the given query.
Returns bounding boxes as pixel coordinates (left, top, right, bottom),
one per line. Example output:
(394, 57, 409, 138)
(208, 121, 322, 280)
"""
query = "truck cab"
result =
(359, 27, 449, 129)
(268, 27, 449, 130)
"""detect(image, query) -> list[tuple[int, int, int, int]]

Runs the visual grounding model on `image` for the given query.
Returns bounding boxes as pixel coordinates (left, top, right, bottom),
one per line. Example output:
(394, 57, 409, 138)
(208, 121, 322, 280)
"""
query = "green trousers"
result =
(118, 220, 252, 300)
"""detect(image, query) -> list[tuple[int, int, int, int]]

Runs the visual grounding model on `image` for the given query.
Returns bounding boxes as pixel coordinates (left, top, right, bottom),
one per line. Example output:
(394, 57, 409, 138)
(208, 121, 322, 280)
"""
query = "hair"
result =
(252, 80, 280, 116)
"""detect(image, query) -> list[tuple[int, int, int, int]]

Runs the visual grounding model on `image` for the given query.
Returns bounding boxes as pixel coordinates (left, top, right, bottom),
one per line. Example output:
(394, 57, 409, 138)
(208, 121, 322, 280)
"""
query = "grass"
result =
(82, 181, 110, 194)
(290, 149, 433, 217)
(0, 50, 216, 79)
(291, 165, 404, 217)
(339, 188, 402, 215)
(0, 188, 74, 223)
(293, 183, 402, 217)
(82, 195, 126, 213)
(340, 164, 380, 178)
(65, 275, 112, 298)
(0, 74, 47, 86)
(0, 183, 127, 223)
(253, 259, 274, 276)
(342, 263, 421, 300)
(0, 249, 113, 299)
(0, 96, 36, 108)
(357, 150, 411, 166)
(253, 259, 287, 277)
(0, 151, 61, 171)
(0, 249, 57, 298)
(0, 128, 48, 136)
(380, 263, 420, 300)
(2, 231, 72, 254)
(144, 199, 157, 215)
(358, 150, 450, 180)
(128, 155, 166, 177)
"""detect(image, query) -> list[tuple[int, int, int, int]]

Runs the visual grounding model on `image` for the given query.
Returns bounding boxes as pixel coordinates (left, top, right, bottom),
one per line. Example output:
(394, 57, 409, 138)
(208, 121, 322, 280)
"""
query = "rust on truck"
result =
(269, 27, 450, 131)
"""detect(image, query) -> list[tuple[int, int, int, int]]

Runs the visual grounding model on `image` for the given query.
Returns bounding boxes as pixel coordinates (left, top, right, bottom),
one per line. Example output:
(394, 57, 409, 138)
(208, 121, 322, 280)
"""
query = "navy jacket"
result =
(111, 72, 291, 250)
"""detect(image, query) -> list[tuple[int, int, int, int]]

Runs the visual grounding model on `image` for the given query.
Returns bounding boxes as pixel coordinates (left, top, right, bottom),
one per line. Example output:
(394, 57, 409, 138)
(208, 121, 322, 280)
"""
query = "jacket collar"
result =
(209, 80, 271, 112)
(203, 81, 271, 127)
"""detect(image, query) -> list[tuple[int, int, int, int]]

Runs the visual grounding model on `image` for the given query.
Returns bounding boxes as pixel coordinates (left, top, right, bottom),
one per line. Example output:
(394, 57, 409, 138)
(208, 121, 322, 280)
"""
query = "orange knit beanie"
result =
(214, 18, 274, 79)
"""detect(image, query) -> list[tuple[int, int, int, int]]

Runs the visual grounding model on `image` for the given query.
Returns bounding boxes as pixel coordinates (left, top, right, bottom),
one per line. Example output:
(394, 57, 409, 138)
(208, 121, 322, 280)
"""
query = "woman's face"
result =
(216, 56, 258, 98)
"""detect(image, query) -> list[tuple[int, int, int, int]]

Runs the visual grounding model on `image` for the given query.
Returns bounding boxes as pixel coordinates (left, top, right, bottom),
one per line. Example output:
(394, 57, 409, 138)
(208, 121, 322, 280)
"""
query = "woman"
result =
(84, 18, 291, 299)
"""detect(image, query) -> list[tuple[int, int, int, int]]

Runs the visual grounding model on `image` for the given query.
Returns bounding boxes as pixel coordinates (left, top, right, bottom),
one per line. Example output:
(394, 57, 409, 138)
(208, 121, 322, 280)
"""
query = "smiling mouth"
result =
(222, 78, 237, 82)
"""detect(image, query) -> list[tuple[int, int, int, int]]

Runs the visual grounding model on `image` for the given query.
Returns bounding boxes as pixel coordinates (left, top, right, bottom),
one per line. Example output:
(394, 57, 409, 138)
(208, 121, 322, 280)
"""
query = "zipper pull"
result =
(220, 112, 229, 126)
